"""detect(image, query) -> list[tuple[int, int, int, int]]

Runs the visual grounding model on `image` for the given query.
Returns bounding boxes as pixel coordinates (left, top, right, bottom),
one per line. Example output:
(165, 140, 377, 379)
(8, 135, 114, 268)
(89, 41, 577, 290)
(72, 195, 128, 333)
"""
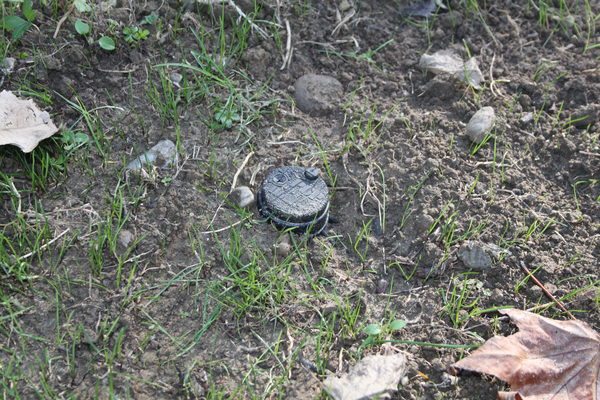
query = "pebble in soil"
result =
(458, 241, 493, 270)
(293, 74, 344, 116)
(227, 186, 256, 208)
(466, 107, 496, 144)
(126, 139, 178, 169)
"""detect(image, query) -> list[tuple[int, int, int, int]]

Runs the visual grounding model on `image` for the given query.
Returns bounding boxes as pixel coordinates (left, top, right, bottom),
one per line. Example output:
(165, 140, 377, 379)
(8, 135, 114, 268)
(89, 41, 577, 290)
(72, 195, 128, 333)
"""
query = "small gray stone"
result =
(376, 278, 389, 294)
(118, 229, 134, 248)
(293, 74, 343, 116)
(466, 107, 495, 144)
(324, 353, 407, 400)
(458, 241, 492, 270)
(419, 50, 463, 74)
(170, 72, 183, 87)
(0, 57, 15, 76)
(274, 235, 293, 259)
(520, 112, 534, 124)
(126, 139, 178, 170)
(227, 186, 255, 208)
(339, 0, 353, 12)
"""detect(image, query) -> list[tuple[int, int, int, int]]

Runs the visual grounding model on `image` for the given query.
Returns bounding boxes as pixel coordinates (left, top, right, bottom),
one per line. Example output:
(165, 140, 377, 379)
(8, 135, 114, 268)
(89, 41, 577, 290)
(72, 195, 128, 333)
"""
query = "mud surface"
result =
(1, 1, 598, 399)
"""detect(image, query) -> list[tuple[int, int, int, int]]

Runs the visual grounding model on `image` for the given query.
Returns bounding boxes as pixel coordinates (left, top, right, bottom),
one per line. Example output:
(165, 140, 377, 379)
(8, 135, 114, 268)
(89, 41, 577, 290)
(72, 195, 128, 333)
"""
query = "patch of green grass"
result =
(324, 39, 394, 67)
(87, 180, 141, 284)
(147, 66, 181, 129)
(58, 92, 120, 164)
(153, 10, 282, 145)
(441, 273, 513, 328)
(351, 220, 372, 264)
(308, 129, 339, 188)
(0, 120, 73, 190)
(429, 203, 487, 252)
(214, 226, 297, 318)
(531, 0, 598, 51)
(342, 100, 397, 154)
(0, 195, 53, 283)
(313, 312, 337, 375)
(400, 170, 433, 228)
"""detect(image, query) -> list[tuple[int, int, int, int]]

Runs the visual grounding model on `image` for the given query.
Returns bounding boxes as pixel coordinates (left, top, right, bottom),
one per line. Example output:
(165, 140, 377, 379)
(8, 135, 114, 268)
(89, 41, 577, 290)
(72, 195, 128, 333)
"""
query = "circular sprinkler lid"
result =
(257, 166, 330, 235)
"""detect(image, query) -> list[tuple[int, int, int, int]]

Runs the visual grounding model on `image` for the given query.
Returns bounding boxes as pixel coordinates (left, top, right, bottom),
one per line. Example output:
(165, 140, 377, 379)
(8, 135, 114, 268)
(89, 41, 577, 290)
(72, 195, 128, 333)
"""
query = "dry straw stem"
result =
(230, 151, 254, 191)
(53, 3, 75, 39)
(519, 261, 575, 320)
(21, 228, 70, 260)
(280, 19, 292, 70)
(331, 8, 356, 37)
(197, 0, 270, 39)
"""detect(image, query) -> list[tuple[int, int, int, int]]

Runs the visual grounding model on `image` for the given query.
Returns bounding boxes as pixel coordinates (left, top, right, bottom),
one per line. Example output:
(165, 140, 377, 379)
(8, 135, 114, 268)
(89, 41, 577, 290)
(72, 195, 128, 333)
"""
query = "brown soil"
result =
(1, 0, 598, 399)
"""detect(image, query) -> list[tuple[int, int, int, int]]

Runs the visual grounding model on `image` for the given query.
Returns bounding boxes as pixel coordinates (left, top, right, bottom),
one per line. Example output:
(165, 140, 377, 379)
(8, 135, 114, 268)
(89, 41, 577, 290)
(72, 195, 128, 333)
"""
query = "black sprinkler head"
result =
(257, 166, 330, 236)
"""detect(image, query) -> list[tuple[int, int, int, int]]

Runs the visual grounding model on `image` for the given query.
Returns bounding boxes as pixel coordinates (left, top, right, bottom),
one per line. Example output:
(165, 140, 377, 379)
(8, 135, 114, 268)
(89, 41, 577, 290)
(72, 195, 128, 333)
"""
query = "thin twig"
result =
(21, 229, 70, 260)
(579, 151, 600, 157)
(331, 8, 356, 37)
(228, 0, 270, 39)
(8, 180, 22, 214)
(97, 67, 137, 74)
(280, 19, 292, 70)
(489, 53, 498, 96)
(231, 151, 254, 191)
(199, 220, 243, 234)
(53, 3, 75, 39)
(519, 261, 575, 319)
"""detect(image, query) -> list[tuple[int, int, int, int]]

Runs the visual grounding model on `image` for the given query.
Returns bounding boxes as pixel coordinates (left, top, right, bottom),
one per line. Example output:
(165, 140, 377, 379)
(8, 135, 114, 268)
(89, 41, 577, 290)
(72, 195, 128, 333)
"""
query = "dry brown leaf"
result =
(451, 308, 600, 400)
(0, 90, 59, 152)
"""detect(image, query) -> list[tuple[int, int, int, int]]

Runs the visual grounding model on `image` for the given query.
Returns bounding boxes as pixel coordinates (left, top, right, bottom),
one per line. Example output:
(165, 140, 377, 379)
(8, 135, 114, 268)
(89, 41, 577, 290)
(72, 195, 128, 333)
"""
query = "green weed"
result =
(400, 170, 433, 228)
(0, 0, 35, 42)
(441, 273, 513, 328)
(324, 39, 394, 67)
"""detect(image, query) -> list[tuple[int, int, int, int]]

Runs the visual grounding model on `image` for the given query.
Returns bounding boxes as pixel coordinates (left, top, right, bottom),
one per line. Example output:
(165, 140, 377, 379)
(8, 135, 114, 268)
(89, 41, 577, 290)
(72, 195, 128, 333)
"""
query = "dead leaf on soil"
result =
(0, 90, 59, 152)
(324, 352, 407, 400)
(451, 308, 600, 400)
(419, 50, 483, 89)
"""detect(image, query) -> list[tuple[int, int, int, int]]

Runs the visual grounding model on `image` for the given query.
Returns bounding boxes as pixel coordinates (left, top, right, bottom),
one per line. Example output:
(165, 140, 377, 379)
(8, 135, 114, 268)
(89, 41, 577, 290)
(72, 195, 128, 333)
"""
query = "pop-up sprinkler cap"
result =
(257, 166, 329, 235)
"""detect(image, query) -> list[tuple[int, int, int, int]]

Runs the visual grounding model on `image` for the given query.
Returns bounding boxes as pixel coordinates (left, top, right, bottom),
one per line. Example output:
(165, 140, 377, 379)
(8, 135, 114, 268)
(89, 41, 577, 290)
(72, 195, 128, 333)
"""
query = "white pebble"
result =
(228, 186, 255, 208)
